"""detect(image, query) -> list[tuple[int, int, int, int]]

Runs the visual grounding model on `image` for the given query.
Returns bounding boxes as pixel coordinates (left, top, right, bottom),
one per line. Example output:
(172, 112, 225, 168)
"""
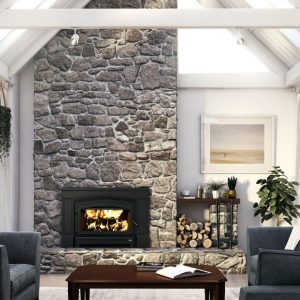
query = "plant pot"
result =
(212, 190, 219, 199)
(228, 189, 236, 199)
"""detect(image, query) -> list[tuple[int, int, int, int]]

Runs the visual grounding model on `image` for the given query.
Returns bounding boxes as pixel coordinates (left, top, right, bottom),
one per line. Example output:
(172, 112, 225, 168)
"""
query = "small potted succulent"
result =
(227, 176, 237, 199)
(206, 179, 226, 199)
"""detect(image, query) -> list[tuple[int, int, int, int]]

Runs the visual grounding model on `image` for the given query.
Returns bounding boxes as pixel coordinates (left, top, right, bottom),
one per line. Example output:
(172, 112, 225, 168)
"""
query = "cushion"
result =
(285, 223, 300, 250)
(9, 264, 36, 296)
(240, 286, 300, 300)
(249, 255, 258, 272)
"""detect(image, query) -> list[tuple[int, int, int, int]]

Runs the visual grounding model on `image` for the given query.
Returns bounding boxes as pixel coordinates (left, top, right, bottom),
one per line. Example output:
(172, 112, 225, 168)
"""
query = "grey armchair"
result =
(240, 226, 300, 300)
(246, 226, 300, 285)
(0, 232, 41, 300)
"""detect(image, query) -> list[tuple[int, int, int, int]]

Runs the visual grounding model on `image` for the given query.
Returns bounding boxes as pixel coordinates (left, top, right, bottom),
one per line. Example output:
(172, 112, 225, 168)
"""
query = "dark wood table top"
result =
(66, 265, 227, 288)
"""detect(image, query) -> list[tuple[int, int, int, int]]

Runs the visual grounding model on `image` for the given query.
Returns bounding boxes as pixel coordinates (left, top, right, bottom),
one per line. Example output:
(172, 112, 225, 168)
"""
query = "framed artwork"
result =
(201, 115, 275, 173)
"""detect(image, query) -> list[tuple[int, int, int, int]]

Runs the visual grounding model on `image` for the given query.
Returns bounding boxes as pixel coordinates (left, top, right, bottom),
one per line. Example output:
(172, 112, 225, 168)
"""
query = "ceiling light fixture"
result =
(236, 28, 244, 45)
(71, 28, 79, 46)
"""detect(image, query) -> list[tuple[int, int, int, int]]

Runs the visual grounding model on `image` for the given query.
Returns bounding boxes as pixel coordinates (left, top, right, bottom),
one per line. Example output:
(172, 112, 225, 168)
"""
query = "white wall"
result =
(177, 88, 298, 251)
(19, 62, 34, 231)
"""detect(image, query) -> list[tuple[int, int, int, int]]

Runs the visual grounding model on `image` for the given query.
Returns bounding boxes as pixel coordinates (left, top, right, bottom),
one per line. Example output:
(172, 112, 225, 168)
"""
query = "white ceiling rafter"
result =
(217, 0, 300, 87)
(7, 0, 92, 77)
(178, 73, 286, 88)
(286, 61, 300, 87)
(0, 9, 300, 29)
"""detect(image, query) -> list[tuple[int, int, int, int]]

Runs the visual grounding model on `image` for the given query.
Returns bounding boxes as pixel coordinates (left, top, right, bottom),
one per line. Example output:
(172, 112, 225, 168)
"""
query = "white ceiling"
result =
(0, 0, 299, 88)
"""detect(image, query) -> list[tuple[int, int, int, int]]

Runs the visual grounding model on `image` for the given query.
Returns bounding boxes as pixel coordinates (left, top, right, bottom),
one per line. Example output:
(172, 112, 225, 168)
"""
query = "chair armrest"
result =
(247, 227, 292, 257)
(256, 248, 300, 285)
(0, 245, 10, 300)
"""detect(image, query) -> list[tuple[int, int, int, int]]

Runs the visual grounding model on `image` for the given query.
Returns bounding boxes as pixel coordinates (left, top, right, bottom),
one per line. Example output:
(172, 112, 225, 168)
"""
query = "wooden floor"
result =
(40, 273, 248, 288)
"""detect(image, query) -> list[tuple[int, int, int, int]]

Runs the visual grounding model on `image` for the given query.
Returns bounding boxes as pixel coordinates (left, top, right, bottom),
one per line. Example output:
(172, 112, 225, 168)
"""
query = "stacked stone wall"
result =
(34, 0, 177, 248)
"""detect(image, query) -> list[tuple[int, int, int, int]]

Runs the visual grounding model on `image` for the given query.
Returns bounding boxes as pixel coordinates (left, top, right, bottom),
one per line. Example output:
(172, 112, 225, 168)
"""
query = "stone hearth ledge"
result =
(41, 247, 246, 274)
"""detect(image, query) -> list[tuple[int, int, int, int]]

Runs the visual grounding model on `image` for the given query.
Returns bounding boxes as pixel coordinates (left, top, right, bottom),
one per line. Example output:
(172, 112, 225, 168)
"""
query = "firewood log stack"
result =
(177, 214, 212, 248)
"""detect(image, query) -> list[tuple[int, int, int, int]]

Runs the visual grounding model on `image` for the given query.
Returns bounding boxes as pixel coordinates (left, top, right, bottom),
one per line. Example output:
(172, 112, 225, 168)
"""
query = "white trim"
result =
(286, 61, 300, 87)
(0, 9, 300, 29)
(178, 73, 286, 88)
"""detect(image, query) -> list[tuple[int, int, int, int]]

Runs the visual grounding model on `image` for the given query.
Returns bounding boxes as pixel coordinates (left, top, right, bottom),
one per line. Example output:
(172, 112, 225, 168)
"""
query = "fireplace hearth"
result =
(61, 188, 150, 248)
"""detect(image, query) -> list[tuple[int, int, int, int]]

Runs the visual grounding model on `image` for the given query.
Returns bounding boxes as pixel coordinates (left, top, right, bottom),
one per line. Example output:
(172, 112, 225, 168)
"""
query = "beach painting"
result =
(201, 115, 274, 173)
(210, 124, 264, 164)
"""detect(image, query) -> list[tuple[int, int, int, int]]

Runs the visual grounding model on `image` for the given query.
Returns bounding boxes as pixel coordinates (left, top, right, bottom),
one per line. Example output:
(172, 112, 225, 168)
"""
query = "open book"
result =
(156, 265, 211, 279)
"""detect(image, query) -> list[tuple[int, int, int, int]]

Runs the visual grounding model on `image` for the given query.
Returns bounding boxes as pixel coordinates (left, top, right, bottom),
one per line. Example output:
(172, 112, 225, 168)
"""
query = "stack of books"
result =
(136, 262, 165, 272)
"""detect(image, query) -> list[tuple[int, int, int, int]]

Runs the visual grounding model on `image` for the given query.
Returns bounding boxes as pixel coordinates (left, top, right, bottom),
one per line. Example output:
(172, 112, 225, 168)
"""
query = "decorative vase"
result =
(228, 189, 236, 199)
(212, 190, 219, 199)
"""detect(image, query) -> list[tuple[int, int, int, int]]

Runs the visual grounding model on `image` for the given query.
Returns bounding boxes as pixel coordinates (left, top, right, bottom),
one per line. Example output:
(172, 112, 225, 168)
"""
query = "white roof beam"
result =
(1, 9, 300, 29)
(178, 73, 286, 88)
(7, 0, 92, 77)
(0, 60, 9, 81)
(286, 62, 300, 87)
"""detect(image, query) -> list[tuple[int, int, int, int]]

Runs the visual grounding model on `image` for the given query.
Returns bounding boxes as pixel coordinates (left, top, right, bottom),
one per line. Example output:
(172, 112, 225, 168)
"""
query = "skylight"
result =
(178, 0, 271, 74)
(11, 0, 56, 9)
(245, 0, 294, 8)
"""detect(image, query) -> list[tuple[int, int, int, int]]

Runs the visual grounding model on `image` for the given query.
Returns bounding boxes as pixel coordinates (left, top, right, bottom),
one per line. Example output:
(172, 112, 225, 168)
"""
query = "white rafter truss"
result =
(0, 0, 299, 87)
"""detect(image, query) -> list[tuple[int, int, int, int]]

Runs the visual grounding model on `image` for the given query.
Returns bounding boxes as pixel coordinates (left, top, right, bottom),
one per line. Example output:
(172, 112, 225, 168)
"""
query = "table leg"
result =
(68, 282, 79, 300)
(86, 289, 90, 300)
(80, 288, 85, 300)
(213, 282, 225, 300)
(205, 289, 209, 300)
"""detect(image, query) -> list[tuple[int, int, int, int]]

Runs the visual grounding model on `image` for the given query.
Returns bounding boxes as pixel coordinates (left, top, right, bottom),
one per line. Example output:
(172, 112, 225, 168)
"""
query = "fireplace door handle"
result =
(132, 219, 138, 226)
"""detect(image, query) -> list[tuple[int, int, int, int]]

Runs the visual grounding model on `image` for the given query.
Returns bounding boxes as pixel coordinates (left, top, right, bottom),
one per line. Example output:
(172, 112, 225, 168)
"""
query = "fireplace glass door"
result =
(81, 208, 130, 233)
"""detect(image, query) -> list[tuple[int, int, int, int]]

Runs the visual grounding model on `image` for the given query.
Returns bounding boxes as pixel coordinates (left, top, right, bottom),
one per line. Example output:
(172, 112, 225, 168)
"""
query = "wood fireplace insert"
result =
(61, 188, 150, 248)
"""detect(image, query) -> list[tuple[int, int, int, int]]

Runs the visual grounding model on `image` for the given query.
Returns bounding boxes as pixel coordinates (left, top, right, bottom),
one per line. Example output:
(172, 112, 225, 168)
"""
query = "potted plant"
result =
(0, 81, 11, 162)
(227, 176, 237, 199)
(206, 179, 226, 199)
(253, 166, 300, 226)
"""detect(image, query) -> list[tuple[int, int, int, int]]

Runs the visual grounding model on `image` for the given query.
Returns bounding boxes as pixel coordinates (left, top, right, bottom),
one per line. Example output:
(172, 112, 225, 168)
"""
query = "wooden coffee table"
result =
(66, 265, 227, 300)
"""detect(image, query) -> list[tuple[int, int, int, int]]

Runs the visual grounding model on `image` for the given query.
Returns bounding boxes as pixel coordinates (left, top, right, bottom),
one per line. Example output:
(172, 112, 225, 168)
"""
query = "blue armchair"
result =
(0, 232, 41, 300)
(240, 226, 300, 300)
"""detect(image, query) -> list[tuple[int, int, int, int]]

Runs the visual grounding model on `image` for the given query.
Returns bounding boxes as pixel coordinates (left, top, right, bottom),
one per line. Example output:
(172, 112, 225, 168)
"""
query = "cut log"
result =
(178, 224, 185, 231)
(177, 235, 183, 244)
(190, 223, 199, 231)
(200, 229, 206, 234)
(197, 233, 203, 240)
(189, 239, 198, 248)
(197, 222, 204, 230)
(185, 224, 191, 231)
(192, 231, 198, 240)
(203, 234, 209, 240)
(205, 226, 211, 233)
(205, 222, 212, 228)
(203, 238, 212, 248)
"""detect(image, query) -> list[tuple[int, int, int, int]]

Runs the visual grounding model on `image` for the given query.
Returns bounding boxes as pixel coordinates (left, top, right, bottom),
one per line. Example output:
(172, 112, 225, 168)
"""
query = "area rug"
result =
(40, 287, 240, 300)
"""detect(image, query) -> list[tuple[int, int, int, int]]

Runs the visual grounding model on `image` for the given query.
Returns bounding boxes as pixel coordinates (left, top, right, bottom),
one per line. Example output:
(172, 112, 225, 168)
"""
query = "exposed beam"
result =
(0, 9, 300, 29)
(7, 0, 92, 77)
(286, 61, 300, 87)
(0, 60, 9, 81)
(178, 73, 286, 88)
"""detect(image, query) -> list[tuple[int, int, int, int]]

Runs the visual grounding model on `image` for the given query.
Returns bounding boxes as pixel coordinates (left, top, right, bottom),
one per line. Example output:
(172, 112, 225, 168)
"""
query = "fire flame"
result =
(83, 209, 129, 232)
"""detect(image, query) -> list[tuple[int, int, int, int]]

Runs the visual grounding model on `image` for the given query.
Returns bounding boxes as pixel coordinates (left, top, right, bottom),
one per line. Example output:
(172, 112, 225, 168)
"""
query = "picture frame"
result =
(201, 115, 275, 174)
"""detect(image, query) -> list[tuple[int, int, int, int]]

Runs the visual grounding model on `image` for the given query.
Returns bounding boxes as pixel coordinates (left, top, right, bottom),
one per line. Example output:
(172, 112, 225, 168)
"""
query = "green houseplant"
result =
(0, 81, 11, 162)
(227, 176, 237, 199)
(253, 166, 300, 226)
(206, 179, 226, 199)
